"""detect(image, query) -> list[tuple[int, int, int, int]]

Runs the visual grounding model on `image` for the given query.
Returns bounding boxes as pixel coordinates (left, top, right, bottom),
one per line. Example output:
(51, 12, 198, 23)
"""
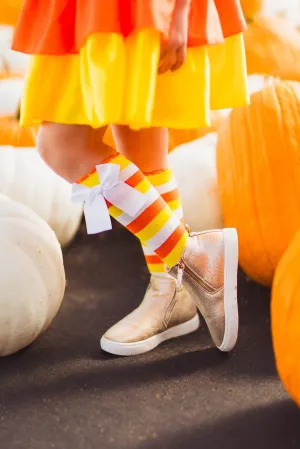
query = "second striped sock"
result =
(142, 169, 183, 276)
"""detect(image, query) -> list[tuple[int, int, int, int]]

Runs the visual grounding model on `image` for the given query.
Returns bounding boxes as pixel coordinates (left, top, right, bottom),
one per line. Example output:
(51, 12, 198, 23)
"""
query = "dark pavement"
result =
(0, 223, 299, 449)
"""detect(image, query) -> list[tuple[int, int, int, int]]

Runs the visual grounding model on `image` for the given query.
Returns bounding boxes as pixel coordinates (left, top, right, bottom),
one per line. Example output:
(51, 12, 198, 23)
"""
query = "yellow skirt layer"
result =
(20, 29, 249, 130)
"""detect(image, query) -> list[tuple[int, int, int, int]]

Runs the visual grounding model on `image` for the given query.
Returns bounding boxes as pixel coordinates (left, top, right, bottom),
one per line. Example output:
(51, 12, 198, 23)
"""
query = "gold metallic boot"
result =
(170, 228, 239, 352)
(100, 275, 200, 356)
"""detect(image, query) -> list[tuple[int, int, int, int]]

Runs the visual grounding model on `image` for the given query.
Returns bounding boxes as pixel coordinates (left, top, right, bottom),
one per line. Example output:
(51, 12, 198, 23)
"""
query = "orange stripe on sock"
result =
(125, 171, 145, 188)
(155, 225, 186, 260)
(145, 255, 164, 265)
(127, 197, 165, 234)
(161, 188, 180, 204)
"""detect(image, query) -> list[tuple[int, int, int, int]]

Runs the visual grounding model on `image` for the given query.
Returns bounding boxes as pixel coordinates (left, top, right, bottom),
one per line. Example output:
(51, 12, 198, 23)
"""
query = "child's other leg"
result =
(100, 126, 199, 356)
(112, 126, 182, 276)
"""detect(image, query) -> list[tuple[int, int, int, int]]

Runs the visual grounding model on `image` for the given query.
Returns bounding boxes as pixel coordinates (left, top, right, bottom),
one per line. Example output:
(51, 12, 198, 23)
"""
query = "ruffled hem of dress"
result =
(19, 31, 249, 129)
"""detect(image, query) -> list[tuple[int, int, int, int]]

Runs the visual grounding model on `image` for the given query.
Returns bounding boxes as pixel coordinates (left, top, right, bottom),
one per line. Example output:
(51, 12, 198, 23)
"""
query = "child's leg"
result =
(111, 126, 169, 173)
(112, 126, 182, 276)
(142, 169, 183, 276)
(37, 123, 114, 183)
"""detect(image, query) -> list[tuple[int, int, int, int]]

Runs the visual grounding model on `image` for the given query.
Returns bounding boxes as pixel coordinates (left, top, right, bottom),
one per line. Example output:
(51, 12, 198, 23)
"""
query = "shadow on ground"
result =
(138, 400, 300, 449)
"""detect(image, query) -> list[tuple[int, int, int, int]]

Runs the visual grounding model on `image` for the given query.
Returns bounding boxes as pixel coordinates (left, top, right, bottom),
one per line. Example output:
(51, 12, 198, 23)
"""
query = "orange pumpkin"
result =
(0, 117, 37, 147)
(216, 80, 300, 286)
(240, 0, 264, 21)
(271, 230, 300, 406)
(244, 16, 300, 81)
(103, 111, 224, 153)
(168, 128, 211, 152)
(0, 1, 23, 26)
(0, 77, 25, 118)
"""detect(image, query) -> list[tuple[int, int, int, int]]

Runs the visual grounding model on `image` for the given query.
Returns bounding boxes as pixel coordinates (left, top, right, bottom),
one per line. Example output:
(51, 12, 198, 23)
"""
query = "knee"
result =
(36, 126, 50, 164)
(37, 123, 89, 182)
(37, 123, 71, 163)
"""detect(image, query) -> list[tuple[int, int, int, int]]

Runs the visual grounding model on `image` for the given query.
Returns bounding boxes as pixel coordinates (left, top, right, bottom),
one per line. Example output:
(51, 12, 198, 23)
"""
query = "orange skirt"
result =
(12, 0, 246, 54)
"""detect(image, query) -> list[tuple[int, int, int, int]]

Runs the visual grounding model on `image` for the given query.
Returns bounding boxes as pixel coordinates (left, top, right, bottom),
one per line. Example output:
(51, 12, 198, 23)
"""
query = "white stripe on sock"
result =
(116, 186, 160, 227)
(155, 179, 177, 194)
(119, 163, 138, 181)
(173, 206, 183, 220)
(142, 244, 155, 255)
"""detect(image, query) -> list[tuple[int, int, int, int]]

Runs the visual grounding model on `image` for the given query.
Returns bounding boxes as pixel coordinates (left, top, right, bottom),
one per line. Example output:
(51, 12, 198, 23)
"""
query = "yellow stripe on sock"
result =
(80, 170, 99, 188)
(136, 206, 172, 242)
(108, 204, 123, 219)
(146, 169, 173, 186)
(147, 263, 166, 273)
(168, 197, 182, 212)
(111, 154, 131, 171)
(134, 177, 152, 194)
(163, 232, 189, 268)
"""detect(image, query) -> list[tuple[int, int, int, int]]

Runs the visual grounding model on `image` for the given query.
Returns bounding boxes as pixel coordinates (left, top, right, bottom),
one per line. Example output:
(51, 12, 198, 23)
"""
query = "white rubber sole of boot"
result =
(100, 314, 200, 356)
(218, 228, 239, 352)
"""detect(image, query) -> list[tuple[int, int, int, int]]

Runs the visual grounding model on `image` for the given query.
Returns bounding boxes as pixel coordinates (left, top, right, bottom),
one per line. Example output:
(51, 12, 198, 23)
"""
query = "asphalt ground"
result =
(0, 223, 299, 449)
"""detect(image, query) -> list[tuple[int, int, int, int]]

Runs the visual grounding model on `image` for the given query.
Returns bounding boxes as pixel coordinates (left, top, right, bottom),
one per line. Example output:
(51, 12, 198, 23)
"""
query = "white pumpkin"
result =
(169, 133, 223, 231)
(0, 77, 24, 117)
(247, 74, 274, 95)
(0, 51, 29, 77)
(262, 0, 300, 25)
(0, 25, 29, 76)
(0, 146, 83, 247)
(0, 194, 65, 356)
(0, 25, 13, 50)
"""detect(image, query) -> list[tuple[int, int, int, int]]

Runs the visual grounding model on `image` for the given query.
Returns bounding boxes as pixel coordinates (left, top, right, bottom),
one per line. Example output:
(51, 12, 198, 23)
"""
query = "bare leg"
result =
(111, 126, 169, 173)
(37, 122, 115, 183)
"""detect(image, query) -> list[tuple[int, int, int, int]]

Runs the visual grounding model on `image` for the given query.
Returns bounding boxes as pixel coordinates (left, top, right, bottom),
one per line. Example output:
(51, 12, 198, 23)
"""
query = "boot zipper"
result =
(176, 260, 185, 290)
(179, 261, 215, 293)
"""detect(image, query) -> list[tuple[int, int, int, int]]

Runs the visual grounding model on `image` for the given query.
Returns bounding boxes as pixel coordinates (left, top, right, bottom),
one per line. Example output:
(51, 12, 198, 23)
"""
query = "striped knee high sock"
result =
(74, 153, 188, 269)
(142, 169, 183, 276)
